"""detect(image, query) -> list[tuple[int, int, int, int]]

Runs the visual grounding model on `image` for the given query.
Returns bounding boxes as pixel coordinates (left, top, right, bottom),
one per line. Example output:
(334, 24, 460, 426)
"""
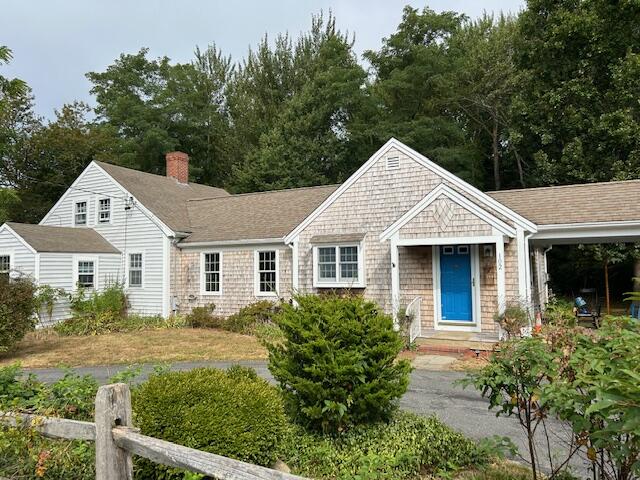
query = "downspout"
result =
(524, 232, 534, 325)
(543, 245, 553, 308)
(170, 237, 182, 315)
(288, 238, 299, 306)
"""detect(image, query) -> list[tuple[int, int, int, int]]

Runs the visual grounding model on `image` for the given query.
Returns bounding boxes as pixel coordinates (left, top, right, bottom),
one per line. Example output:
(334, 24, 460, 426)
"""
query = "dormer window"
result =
(98, 198, 111, 224)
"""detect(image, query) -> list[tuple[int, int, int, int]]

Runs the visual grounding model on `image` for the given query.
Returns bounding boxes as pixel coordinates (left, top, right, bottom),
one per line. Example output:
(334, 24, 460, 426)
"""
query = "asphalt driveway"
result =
(27, 360, 590, 475)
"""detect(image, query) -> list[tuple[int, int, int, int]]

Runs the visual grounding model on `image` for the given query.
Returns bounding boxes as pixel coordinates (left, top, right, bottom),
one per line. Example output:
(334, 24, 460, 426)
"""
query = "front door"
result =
(439, 245, 473, 322)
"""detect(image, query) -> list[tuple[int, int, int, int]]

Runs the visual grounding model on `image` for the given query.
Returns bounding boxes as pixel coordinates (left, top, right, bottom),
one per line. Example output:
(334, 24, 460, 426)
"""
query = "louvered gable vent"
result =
(386, 156, 400, 170)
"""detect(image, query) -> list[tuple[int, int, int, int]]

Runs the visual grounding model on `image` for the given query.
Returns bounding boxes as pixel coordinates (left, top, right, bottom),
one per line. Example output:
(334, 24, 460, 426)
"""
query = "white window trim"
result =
(200, 251, 222, 296)
(72, 255, 98, 291)
(72, 198, 90, 227)
(126, 251, 145, 289)
(0, 251, 13, 276)
(96, 196, 112, 225)
(312, 242, 366, 288)
(254, 249, 279, 297)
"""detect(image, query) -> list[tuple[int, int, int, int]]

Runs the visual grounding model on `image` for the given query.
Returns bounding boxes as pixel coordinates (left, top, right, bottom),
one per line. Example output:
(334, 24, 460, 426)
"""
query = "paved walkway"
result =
(27, 359, 590, 475)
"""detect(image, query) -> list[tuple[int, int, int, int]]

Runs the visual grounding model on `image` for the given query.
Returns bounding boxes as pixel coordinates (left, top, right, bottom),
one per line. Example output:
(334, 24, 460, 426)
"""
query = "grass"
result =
(0, 328, 267, 368)
(453, 460, 532, 480)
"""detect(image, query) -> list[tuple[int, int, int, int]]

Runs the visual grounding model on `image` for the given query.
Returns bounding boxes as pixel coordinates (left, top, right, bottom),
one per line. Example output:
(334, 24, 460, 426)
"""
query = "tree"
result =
(511, 0, 640, 186)
(230, 14, 373, 192)
(364, 6, 486, 187)
(2, 102, 120, 223)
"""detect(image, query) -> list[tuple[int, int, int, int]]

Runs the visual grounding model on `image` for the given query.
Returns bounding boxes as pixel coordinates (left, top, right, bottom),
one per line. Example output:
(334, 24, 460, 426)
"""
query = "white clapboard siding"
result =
(40, 163, 166, 316)
(0, 228, 36, 279)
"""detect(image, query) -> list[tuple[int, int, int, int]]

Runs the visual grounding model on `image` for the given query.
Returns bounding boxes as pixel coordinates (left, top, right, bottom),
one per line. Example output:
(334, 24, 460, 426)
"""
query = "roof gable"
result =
(284, 139, 537, 243)
(380, 184, 516, 241)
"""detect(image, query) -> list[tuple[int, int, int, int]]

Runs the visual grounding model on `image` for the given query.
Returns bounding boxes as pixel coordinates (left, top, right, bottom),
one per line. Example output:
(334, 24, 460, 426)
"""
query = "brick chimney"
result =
(166, 151, 189, 184)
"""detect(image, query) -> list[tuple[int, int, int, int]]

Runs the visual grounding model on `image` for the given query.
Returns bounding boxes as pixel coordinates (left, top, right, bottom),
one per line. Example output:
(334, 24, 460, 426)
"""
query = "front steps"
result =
(416, 331, 499, 357)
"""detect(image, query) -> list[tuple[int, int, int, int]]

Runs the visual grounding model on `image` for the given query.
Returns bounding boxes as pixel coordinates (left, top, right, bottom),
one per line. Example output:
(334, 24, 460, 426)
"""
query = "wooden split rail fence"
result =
(0, 383, 307, 480)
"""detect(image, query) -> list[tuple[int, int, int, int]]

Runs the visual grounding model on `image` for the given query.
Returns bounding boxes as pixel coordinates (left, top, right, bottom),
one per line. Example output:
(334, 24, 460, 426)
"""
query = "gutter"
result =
(176, 238, 286, 248)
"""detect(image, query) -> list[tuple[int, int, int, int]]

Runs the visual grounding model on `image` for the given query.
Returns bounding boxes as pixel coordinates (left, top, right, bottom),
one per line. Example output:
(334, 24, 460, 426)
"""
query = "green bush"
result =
(282, 411, 479, 479)
(543, 297, 576, 327)
(133, 367, 287, 479)
(185, 304, 224, 328)
(493, 301, 530, 338)
(0, 276, 37, 352)
(268, 294, 411, 432)
(224, 300, 281, 333)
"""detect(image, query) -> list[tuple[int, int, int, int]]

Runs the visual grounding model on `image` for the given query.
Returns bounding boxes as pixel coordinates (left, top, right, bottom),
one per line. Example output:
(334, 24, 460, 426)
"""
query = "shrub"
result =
(185, 304, 224, 329)
(282, 411, 479, 479)
(133, 367, 287, 479)
(268, 294, 411, 432)
(493, 301, 530, 338)
(55, 283, 127, 335)
(0, 276, 37, 352)
(224, 300, 281, 333)
(34, 284, 66, 327)
(542, 317, 640, 480)
(543, 297, 576, 327)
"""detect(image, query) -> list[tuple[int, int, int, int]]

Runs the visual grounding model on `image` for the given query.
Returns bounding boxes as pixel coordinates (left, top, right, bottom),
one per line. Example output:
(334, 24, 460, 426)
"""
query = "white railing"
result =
(405, 296, 422, 342)
(1, 383, 305, 480)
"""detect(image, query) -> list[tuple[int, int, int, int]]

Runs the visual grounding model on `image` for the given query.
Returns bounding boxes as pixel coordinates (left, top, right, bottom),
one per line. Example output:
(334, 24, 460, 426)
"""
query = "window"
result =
(77, 261, 95, 288)
(256, 250, 278, 295)
(74, 201, 87, 225)
(128, 253, 143, 287)
(98, 198, 111, 223)
(202, 252, 221, 294)
(314, 244, 364, 287)
(0, 255, 10, 279)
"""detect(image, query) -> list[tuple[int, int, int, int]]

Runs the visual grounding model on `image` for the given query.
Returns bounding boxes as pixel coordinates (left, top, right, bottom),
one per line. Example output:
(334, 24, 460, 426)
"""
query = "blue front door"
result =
(440, 246, 473, 322)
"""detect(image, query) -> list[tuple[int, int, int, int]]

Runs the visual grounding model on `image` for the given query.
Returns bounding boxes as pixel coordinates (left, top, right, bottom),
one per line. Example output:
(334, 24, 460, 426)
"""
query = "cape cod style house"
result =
(2, 139, 640, 340)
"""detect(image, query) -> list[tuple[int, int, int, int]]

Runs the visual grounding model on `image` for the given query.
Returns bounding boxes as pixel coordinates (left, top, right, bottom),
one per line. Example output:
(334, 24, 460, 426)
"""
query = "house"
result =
(2, 139, 640, 339)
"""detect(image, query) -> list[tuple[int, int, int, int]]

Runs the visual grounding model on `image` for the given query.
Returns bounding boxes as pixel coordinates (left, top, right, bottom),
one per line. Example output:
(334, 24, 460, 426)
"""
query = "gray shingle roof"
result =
(487, 180, 640, 226)
(7, 223, 120, 253)
(95, 161, 229, 232)
(182, 185, 339, 243)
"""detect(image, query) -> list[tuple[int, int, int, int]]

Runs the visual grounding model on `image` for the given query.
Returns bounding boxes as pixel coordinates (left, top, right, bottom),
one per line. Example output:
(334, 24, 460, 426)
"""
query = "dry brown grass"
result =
(450, 355, 490, 372)
(0, 328, 267, 368)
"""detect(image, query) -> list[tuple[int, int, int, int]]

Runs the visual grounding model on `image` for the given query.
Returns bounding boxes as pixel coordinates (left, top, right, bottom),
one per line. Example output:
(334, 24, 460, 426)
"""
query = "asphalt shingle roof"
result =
(487, 180, 640, 226)
(7, 223, 120, 253)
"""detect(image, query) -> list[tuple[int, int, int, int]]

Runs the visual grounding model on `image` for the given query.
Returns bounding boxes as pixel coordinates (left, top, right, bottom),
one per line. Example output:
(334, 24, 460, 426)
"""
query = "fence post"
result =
(95, 383, 133, 480)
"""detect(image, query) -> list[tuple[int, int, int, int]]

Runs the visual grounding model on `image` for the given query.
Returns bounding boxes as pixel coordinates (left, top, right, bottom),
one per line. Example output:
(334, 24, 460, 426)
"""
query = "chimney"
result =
(166, 151, 189, 184)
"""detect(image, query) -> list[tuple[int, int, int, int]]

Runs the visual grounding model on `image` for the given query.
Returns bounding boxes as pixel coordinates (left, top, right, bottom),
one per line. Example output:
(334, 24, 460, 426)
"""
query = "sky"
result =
(2, 0, 525, 120)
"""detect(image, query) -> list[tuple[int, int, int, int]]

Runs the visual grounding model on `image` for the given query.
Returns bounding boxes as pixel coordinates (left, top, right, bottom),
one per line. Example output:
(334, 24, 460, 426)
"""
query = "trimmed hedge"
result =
(132, 367, 287, 479)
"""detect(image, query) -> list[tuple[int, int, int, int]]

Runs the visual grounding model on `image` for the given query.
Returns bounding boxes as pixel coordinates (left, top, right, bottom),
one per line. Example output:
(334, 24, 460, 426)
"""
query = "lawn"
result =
(0, 328, 267, 368)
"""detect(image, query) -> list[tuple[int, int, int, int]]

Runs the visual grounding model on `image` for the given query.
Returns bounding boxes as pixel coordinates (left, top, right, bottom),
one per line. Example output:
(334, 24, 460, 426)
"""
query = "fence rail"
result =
(0, 383, 306, 480)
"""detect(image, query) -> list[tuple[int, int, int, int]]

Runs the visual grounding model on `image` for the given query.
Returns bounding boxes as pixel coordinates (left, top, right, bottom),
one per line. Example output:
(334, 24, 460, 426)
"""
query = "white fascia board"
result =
(380, 184, 516, 241)
(284, 138, 536, 244)
(0, 223, 37, 254)
(177, 238, 285, 248)
(91, 162, 175, 238)
(532, 221, 640, 242)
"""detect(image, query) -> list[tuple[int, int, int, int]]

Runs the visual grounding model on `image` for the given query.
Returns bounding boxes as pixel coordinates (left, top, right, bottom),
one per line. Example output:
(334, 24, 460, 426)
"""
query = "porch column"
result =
(496, 237, 506, 315)
(390, 233, 400, 329)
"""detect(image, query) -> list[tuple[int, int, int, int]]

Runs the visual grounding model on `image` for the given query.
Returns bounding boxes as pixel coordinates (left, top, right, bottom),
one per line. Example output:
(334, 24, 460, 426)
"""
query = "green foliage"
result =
(461, 337, 571, 479)
(542, 317, 640, 480)
(132, 367, 287, 478)
(0, 276, 37, 352)
(543, 297, 576, 327)
(268, 294, 411, 432)
(185, 304, 223, 328)
(493, 301, 530, 338)
(282, 411, 479, 479)
(34, 284, 66, 326)
(0, 363, 97, 479)
(224, 300, 281, 334)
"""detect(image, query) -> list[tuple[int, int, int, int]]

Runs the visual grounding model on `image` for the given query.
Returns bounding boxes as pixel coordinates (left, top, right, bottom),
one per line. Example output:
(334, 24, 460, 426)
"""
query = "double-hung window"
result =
(202, 252, 221, 294)
(98, 198, 111, 224)
(128, 253, 143, 287)
(77, 261, 95, 289)
(255, 250, 278, 296)
(74, 201, 87, 226)
(0, 255, 10, 279)
(314, 244, 364, 287)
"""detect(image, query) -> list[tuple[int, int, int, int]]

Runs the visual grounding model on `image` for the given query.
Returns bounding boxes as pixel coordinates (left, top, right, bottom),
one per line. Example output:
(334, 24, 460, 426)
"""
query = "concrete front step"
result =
(416, 336, 499, 357)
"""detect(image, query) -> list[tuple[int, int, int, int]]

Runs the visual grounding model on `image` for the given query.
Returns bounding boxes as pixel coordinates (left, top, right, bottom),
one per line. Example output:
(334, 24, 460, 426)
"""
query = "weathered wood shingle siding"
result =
(40, 163, 166, 316)
(171, 245, 292, 317)
(295, 146, 522, 332)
